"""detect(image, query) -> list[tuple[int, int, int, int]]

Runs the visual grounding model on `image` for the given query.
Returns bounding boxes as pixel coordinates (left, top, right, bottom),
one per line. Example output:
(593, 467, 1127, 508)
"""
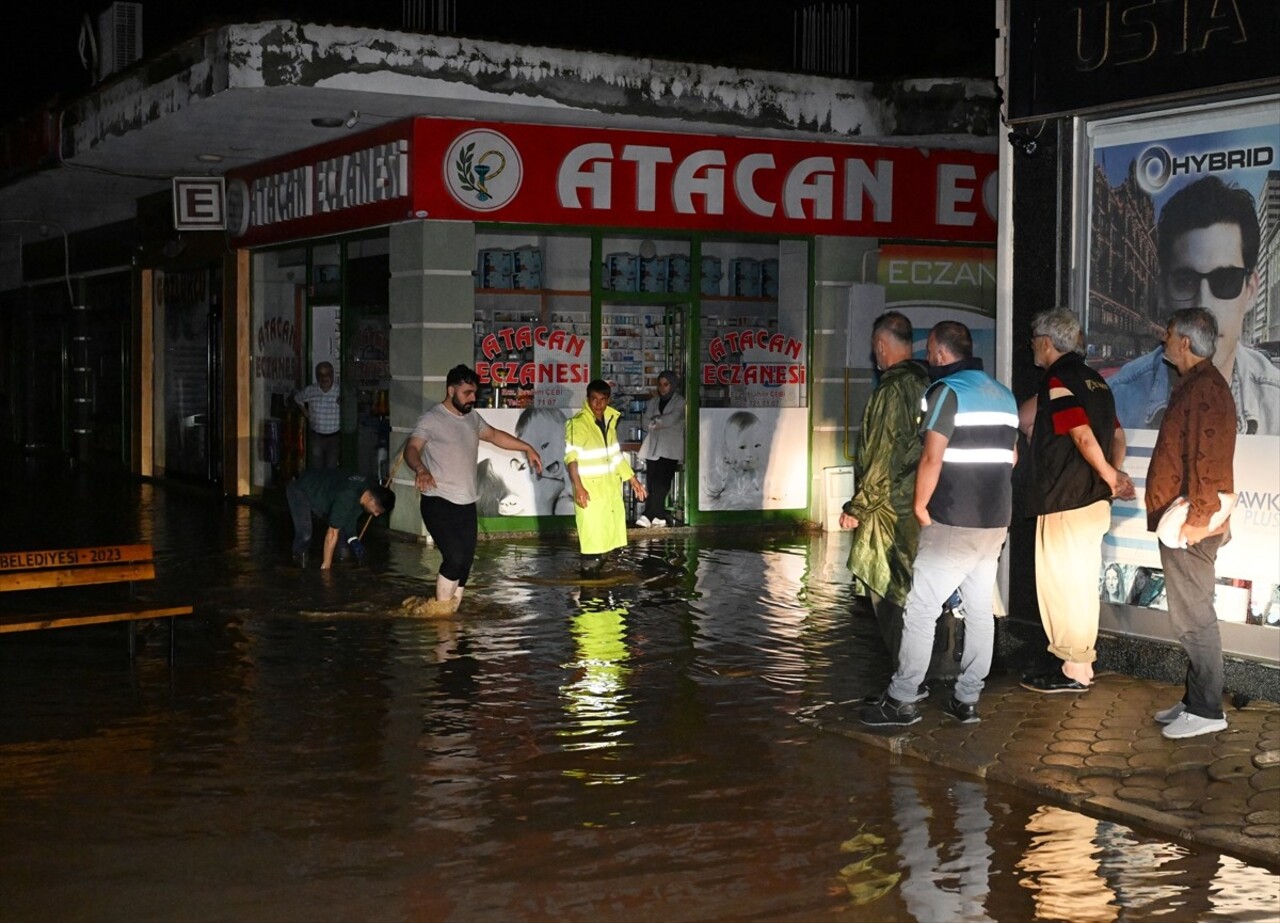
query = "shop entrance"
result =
(156, 264, 224, 485)
(602, 301, 688, 523)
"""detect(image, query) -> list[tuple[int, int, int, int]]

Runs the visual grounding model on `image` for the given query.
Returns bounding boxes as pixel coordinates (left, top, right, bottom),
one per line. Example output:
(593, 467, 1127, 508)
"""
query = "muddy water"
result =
(1, 473, 1277, 921)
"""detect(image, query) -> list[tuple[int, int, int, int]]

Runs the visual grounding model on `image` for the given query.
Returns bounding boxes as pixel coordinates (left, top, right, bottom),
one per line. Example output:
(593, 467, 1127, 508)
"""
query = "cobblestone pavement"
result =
(803, 670, 1280, 868)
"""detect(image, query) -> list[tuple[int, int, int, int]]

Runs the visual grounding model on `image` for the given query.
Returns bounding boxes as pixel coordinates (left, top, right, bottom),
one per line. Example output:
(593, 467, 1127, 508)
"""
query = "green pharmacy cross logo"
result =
(455, 144, 507, 203)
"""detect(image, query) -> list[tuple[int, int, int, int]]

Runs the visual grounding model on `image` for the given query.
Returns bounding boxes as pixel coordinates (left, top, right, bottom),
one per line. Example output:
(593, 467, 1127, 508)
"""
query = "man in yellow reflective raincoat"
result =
(566, 379, 647, 575)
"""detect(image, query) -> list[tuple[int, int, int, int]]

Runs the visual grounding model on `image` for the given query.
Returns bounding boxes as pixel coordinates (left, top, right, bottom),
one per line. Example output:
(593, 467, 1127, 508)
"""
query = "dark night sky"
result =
(2, 2, 992, 121)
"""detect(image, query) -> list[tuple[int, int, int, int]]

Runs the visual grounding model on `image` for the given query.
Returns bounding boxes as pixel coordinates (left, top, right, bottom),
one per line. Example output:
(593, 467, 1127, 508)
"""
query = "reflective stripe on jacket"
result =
(565, 403, 634, 554)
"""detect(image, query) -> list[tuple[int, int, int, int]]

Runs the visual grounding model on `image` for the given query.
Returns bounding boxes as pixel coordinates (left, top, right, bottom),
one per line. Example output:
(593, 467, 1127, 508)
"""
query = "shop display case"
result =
(473, 236, 591, 409)
(601, 306, 686, 438)
(698, 297, 778, 408)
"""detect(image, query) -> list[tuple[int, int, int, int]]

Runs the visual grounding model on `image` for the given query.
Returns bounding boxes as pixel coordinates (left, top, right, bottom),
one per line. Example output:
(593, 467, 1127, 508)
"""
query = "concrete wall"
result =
(386, 220, 476, 537)
(1007, 122, 1071, 630)
(808, 235, 880, 524)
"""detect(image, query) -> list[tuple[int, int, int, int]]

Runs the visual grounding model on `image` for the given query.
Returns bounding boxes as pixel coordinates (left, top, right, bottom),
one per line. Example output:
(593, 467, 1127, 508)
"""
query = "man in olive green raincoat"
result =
(840, 312, 929, 660)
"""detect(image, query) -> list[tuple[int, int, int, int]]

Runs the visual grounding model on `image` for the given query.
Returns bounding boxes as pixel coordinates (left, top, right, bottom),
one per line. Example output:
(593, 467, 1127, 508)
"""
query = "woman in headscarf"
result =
(637, 370, 686, 527)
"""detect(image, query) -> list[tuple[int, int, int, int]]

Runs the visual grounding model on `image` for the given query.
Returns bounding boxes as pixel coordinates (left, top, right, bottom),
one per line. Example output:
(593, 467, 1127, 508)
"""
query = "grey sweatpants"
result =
(888, 522, 1007, 705)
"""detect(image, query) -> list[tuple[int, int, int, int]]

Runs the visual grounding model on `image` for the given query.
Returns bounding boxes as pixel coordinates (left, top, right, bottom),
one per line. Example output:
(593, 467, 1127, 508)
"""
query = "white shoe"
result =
(650, 518, 666, 528)
(635, 515, 651, 528)
(1161, 711, 1228, 739)
(1153, 702, 1186, 724)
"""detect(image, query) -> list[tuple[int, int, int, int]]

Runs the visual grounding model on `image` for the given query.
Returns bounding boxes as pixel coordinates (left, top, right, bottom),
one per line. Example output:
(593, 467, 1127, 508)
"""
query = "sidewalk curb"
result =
(803, 674, 1280, 869)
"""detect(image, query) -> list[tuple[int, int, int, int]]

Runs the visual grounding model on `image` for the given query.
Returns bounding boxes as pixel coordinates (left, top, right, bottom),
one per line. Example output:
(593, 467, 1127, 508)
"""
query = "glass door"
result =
(601, 301, 688, 520)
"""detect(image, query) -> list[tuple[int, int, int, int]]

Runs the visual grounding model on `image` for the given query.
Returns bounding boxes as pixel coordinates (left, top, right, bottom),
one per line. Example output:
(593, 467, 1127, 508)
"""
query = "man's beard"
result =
(451, 394, 473, 414)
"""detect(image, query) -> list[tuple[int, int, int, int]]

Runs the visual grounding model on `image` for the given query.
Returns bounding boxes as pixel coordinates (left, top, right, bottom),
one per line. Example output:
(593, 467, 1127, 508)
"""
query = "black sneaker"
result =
(943, 696, 980, 724)
(1020, 673, 1088, 694)
(292, 551, 309, 569)
(860, 682, 928, 706)
(857, 693, 921, 727)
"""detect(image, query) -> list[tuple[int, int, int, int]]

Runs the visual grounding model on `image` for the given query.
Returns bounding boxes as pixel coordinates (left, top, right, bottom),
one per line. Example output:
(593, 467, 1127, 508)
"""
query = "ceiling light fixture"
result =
(196, 153, 223, 163)
(344, 110, 360, 129)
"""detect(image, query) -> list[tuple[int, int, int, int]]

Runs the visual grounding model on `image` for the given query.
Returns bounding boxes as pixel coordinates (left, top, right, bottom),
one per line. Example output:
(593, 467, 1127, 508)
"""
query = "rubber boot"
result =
(436, 575, 459, 604)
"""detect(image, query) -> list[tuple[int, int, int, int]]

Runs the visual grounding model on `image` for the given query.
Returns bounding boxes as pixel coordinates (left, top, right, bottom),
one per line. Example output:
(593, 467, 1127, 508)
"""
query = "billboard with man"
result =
(1084, 95, 1280, 627)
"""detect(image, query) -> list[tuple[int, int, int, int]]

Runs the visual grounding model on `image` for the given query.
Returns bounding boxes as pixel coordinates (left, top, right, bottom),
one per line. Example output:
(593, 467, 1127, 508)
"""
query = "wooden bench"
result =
(0, 544, 194, 662)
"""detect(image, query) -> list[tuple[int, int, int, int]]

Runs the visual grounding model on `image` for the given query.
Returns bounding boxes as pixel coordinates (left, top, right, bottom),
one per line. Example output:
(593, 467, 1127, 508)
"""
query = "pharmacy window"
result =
(473, 233, 591, 411)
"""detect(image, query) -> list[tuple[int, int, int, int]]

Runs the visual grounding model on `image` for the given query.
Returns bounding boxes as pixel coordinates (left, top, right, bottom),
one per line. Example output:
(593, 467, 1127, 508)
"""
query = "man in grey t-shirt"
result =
(404, 365, 542, 614)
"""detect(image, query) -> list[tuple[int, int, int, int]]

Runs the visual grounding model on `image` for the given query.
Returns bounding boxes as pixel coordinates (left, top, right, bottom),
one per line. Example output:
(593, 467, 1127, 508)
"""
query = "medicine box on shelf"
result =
(700, 256, 722, 295)
(477, 248, 513, 289)
(476, 246, 544, 289)
(729, 258, 761, 297)
(639, 255, 668, 293)
(666, 254, 691, 293)
(605, 253, 639, 291)
(511, 245, 543, 289)
(760, 258, 779, 298)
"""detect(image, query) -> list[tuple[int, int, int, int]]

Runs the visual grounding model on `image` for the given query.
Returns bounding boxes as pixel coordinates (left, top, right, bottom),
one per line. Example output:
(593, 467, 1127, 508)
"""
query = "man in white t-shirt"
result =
(404, 365, 542, 614)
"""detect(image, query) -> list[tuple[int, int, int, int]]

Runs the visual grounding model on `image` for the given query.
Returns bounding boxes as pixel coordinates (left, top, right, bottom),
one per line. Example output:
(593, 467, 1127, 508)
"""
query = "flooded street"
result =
(2, 471, 1277, 922)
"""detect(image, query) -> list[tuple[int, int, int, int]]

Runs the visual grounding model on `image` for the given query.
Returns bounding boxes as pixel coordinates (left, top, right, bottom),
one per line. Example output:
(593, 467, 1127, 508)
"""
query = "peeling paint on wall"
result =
(66, 19, 996, 158)
(231, 21, 902, 136)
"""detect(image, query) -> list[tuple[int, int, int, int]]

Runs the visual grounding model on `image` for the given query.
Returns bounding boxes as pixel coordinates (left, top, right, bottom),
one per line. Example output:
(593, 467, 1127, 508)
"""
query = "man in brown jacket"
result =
(1145, 308, 1236, 740)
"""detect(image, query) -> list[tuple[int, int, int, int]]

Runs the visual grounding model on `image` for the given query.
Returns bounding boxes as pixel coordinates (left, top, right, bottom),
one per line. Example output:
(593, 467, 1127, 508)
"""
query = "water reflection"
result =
(1, 471, 1278, 921)
(1019, 806, 1121, 922)
(1017, 805, 1280, 922)
(829, 763, 1280, 923)
(559, 588, 635, 768)
(834, 765, 995, 920)
(897, 776, 994, 921)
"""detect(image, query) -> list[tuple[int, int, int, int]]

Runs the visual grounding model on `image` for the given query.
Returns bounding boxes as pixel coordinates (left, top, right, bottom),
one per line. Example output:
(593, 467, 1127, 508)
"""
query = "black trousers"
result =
(643, 457, 679, 519)
(308, 430, 340, 470)
(420, 495, 478, 585)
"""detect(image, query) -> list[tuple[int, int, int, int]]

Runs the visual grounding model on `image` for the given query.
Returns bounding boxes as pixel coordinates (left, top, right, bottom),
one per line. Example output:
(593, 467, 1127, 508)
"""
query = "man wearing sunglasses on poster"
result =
(1110, 175, 1280, 436)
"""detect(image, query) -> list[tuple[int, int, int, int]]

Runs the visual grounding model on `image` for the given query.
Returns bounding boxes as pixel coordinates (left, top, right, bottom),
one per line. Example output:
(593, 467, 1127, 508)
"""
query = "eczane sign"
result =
(228, 117, 997, 246)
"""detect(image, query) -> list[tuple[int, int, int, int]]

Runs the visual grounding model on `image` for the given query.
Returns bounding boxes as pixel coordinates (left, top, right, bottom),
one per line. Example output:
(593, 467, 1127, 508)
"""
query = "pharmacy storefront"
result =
(227, 116, 997, 535)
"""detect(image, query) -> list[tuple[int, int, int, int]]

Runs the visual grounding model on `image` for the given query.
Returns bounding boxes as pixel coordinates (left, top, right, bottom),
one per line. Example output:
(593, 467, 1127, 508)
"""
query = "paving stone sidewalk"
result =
(803, 671, 1280, 867)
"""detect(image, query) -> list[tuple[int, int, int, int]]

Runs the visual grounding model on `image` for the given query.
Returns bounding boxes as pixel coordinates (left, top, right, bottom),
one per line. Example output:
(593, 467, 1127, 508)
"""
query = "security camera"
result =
(1007, 131, 1039, 157)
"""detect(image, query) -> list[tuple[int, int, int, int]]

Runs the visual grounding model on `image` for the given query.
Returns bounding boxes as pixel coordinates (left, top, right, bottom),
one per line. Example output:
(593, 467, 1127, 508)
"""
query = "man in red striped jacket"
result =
(1020, 309, 1134, 695)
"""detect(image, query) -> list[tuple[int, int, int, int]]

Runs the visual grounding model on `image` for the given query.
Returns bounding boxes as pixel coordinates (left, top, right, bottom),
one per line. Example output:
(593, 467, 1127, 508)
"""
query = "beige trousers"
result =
(1035, 500, 1111, 664)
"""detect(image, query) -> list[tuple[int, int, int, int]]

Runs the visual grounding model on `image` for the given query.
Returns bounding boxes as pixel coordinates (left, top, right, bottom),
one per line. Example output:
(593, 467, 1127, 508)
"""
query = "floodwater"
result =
(1, 468, 1278, 922)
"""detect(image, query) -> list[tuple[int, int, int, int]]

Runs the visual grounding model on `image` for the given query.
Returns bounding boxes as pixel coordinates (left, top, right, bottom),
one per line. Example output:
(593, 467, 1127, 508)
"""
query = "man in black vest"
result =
(1020, 310, 1134, 694)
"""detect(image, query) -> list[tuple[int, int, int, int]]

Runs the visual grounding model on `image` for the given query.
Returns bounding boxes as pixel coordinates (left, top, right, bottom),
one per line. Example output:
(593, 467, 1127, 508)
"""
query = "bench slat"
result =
(0, 543, 193, 665)
(0, 605, 194, 633)
(0, 562, 156, 592)
(0, 544, 156, 575)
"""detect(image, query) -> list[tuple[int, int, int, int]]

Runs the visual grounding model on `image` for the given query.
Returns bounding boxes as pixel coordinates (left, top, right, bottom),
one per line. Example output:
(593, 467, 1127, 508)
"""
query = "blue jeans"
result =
(888, 522, 1007, 705)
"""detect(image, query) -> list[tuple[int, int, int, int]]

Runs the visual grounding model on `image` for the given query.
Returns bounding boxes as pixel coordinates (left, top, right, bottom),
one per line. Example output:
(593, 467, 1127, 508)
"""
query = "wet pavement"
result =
(805, 671, 1280, 868)
(1, 461, 1278, 921)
